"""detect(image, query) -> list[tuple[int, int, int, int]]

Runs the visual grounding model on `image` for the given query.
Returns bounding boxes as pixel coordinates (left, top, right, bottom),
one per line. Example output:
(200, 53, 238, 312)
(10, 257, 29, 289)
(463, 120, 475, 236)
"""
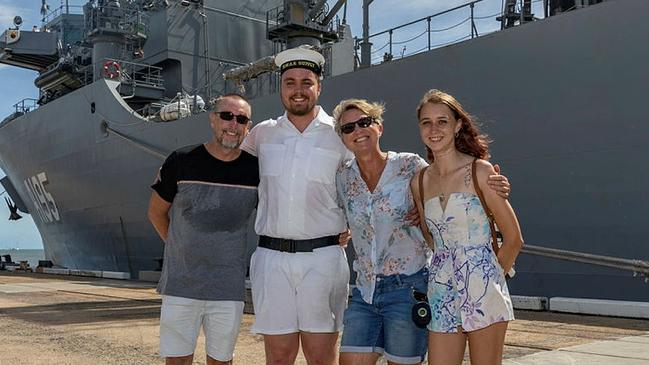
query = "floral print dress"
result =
(425, 192, 514, 333)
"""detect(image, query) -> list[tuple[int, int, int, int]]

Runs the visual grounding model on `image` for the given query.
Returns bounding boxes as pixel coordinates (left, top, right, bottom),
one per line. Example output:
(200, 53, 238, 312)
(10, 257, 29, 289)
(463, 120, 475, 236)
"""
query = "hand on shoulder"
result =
(474, 158, 511, 199)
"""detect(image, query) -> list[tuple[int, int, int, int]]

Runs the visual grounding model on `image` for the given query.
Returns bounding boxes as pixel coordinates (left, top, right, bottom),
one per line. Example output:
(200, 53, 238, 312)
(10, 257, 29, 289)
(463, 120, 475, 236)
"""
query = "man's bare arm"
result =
(147, 191, 172, 242)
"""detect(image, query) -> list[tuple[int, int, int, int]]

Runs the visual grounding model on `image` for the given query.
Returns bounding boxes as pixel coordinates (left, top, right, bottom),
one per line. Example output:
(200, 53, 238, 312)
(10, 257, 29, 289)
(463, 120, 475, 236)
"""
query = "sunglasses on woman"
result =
(340, 116, 376, 134)
(217, 111, 250, 124)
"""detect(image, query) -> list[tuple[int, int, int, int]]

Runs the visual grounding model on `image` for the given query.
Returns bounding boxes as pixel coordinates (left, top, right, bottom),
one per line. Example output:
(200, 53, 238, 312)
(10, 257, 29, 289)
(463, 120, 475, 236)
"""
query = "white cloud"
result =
(0, 3, 23, 25)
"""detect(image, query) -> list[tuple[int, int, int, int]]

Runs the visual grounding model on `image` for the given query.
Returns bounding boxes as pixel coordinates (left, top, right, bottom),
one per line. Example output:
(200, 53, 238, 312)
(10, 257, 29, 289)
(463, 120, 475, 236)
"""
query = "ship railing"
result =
(77, 64, 94, 87)
(85, 4, 150, 40)
(100, 58, 164, 90)
(42, 4, 85, 24)
(12, 98, 38, 114)
(358, 0, 548, 66)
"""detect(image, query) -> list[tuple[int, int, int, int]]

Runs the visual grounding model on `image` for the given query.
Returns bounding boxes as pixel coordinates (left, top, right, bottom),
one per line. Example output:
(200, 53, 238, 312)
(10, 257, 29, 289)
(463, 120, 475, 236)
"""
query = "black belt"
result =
(258, 235, 338, 253)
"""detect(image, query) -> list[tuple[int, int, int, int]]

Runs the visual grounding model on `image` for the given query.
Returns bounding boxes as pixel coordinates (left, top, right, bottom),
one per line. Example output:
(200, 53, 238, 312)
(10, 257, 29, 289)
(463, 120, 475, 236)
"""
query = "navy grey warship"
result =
(1, 0, 648, 302)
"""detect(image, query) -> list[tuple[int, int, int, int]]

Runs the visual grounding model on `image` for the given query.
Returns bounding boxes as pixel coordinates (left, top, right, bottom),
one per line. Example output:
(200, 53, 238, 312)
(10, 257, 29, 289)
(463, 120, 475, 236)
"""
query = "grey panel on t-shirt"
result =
(157, 182, 258, 301)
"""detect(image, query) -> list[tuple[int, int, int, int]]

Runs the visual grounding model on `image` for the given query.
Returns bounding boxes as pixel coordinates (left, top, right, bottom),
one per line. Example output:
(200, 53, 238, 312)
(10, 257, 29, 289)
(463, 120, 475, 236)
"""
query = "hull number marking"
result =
(23, 172, 60, 223)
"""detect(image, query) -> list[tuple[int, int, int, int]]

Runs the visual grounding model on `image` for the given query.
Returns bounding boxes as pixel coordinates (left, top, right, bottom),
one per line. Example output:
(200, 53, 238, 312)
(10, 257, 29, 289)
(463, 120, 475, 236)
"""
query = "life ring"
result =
(103, 60, 121, 79)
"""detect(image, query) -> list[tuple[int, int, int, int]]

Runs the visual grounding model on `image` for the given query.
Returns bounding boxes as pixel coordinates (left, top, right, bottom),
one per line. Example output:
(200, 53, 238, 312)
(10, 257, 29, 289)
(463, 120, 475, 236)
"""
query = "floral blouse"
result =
(336, 151, 431, 304)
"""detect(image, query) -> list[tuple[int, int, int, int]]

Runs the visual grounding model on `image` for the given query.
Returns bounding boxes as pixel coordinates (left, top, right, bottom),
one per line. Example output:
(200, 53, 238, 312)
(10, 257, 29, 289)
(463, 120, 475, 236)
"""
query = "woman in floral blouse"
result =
(334, 98, 431, 365)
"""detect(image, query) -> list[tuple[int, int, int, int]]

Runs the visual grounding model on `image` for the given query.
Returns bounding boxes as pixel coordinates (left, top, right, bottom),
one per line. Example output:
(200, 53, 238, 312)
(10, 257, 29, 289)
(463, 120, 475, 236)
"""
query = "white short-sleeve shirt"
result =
(241, 107, 351, 239)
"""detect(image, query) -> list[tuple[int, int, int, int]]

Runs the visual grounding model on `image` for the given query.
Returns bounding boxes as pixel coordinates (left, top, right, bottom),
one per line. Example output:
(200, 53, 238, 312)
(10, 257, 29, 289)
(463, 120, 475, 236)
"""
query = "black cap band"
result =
(280, 60, 322, 75)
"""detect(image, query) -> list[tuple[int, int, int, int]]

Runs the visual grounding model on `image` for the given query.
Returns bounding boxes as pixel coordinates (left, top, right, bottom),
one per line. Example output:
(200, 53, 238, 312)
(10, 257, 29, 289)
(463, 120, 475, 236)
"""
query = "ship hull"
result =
(0, 0, 647, 300)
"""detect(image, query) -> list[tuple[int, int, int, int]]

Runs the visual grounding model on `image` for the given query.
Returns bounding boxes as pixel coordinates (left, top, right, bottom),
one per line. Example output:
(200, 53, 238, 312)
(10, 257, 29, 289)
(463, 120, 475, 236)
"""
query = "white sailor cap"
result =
(275, 46, 325, 76)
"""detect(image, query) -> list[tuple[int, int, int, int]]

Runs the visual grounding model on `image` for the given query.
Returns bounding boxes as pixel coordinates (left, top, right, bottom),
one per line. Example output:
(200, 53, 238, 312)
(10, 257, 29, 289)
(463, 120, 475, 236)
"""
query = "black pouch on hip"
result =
(411, 289, 431, 328)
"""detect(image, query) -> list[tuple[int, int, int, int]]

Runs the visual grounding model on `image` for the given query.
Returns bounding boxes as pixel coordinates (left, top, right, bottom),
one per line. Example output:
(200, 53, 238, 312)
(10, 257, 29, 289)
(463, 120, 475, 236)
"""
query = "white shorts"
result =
(250, 245, 350, 334)
(159, 295, 244, 361)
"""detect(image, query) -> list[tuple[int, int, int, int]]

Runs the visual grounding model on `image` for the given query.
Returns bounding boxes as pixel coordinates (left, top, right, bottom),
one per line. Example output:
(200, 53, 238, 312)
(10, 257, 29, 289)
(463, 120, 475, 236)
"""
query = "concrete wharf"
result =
(1, 272, 648, 364)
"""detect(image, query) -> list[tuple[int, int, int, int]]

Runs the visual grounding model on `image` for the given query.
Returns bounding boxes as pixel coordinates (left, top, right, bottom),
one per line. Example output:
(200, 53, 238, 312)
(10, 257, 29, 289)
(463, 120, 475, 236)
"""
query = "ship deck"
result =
(1, 271, 648, 364)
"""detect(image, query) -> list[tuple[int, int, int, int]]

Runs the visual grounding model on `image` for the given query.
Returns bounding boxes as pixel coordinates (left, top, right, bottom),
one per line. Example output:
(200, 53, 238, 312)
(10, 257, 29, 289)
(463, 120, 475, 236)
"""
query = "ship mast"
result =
(226, 0, 348, 90)
(266, 0, 344, 48)
(359, 0, 372, 68)
(84, 1, 148, 81)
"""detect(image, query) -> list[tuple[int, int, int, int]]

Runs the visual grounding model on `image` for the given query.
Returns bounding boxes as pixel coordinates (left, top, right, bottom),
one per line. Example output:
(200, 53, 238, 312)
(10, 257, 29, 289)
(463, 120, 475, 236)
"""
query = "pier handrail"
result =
(522, 244, 649, 282)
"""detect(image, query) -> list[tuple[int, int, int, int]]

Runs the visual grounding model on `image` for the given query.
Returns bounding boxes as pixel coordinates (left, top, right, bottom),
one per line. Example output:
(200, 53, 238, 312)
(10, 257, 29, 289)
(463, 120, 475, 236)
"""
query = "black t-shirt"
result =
(151, 144, 260, 301)
(152, 144, 259, 202)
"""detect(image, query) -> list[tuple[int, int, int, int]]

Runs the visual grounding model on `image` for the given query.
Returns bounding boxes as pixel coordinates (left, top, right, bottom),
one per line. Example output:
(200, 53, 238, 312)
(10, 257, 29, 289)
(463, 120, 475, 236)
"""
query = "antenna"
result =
(360, 0, 374, 68)
(41, 1, 50, 18)
(320, 0, 347, 27)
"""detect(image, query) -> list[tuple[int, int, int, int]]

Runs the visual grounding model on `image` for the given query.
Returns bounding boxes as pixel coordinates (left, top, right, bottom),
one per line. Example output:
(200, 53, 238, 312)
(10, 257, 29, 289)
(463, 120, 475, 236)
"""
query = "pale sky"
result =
(0, 0, 545, 249)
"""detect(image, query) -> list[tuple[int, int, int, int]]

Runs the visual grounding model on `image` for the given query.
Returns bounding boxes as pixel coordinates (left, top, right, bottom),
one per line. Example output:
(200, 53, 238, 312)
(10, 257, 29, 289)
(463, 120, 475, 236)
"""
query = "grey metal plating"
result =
(0, 0, 647, 302)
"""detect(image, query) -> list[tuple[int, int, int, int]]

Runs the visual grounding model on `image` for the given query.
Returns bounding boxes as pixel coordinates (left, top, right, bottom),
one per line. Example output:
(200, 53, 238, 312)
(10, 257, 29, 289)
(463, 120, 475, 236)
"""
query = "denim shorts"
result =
(340, 267, 429, 364)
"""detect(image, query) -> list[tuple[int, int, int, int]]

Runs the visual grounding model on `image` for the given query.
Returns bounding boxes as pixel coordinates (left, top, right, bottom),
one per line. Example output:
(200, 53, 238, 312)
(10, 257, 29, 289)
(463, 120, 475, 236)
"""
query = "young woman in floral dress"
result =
(411, 89, 523, 365)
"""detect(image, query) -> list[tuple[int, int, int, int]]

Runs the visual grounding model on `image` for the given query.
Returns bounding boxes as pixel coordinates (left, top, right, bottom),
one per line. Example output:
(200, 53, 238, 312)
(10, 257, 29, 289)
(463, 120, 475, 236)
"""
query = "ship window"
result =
(91, 102, 96, 113)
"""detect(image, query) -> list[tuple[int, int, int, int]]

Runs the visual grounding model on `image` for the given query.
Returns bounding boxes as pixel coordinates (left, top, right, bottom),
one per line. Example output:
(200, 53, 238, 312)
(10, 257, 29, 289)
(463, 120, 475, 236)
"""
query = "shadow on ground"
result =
(0, 298, 161, 325)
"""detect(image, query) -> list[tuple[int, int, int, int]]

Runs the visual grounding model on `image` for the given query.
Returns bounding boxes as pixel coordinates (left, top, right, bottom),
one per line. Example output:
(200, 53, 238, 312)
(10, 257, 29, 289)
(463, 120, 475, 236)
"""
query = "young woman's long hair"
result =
(416, 89, 490, 162)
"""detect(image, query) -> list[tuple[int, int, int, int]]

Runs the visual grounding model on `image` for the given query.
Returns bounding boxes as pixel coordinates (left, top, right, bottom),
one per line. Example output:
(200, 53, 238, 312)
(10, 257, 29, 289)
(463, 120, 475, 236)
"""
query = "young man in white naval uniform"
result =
(241, 47, 350, 365)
